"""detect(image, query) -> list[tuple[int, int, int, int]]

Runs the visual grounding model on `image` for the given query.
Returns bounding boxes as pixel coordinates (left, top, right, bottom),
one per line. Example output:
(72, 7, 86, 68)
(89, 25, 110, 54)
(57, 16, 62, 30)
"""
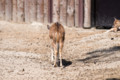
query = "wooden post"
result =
(75, 0, 79, 27)
(60, 0, 67, 25)
(17, 0, 24, 22)
(67, 0, 75, 27)
(79, 0, 83, 27)
(13, 0, 17, 22)
(24, 0, 30, 23)
(44, 0, 50, 24)
(5, 0, 12, 21)
(37, 0, 44, 23)
(0, 0, 5, 20)
(84, 0, 91, 28)
(30, 0, 37, 22)
(52, 0, 60, 23)
(49, 0, 52, 23)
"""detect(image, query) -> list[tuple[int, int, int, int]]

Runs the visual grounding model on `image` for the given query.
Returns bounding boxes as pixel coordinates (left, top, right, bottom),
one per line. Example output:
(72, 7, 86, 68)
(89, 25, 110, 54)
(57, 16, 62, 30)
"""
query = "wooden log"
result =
(49, 0, 52, 23)
(17, 0, 24, 22)
(75, 0, 79, 27)
(84, 0, 91, 28)
(79, 0, 83, 27)
(12, 0, 17, 22)
(52, 0, 60, 23)
(24, 0, 30, 23)
(44, 0, 50, 24)
(37, 0, 44, 23)
(67, 0, 75, 27)
(60, 0, 67, 25)
(5, 0, 12, 21)
(0, 0, 5, 20)
(30, 0, 37, 22)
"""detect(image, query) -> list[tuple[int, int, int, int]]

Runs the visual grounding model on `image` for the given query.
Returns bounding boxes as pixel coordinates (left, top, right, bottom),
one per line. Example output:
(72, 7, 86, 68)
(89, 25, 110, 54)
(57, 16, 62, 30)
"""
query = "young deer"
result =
(106, 18, 120, 33)
(47, 22, 65, 67)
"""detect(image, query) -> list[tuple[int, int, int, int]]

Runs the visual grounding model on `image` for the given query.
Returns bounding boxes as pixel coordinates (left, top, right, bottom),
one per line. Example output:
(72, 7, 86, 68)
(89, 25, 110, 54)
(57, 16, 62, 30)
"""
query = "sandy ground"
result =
(0, 21, 120, 80)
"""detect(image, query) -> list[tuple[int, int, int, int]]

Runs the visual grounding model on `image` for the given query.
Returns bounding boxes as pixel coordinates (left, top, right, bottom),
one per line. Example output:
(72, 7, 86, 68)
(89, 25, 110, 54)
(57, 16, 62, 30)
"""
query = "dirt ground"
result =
(0, 21, 120, 80)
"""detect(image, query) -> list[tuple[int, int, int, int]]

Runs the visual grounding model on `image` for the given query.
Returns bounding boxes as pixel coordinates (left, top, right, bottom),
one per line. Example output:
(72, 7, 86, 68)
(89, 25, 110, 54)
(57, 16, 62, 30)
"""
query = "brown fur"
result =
(47, 22, 65, 67)
(113, 18, 120, 32)
(106, 18, 120, 33)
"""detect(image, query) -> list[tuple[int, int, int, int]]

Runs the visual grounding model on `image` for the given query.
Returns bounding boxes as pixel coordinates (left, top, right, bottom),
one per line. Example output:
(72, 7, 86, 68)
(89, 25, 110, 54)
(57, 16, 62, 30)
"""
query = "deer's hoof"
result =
(53, 64, 57, 67)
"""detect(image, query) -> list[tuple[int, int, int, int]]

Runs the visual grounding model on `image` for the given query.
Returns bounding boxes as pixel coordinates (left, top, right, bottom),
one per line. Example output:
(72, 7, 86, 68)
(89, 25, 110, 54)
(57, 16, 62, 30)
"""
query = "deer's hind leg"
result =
(59, 41, 64, 67)
(53, 42, 59, 67)
(51, 47, 54, 62)
(50, 41, 55, 63)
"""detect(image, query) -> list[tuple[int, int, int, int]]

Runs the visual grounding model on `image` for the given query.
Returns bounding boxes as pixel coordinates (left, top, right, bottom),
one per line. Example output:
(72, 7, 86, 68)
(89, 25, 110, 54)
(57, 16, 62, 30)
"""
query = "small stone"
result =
(111, 38, 114, 40)
(22, 68, 25, 72)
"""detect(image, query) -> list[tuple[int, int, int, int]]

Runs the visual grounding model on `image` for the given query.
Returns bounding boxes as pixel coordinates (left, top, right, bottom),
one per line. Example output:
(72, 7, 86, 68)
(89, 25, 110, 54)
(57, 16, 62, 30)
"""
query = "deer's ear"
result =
(47, 25, 50, 30)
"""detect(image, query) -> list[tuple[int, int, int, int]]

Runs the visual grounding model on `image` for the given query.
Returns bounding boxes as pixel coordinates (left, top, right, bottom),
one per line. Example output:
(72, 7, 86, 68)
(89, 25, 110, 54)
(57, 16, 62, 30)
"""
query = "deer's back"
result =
(49, 22, 65, 43)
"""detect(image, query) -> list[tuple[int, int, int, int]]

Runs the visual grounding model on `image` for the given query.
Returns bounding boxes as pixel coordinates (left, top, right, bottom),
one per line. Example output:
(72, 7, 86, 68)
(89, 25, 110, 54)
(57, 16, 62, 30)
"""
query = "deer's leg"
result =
(56, 43, 59, 63)
(53, 43, 58, 67)
(51, 42, 54, 62)
(114, 28, 118, 32)
(59, 41, 63, 67)
(51, 47, 54, 62)
(112, 25, 118, 32)
(54, 48, 58, 67)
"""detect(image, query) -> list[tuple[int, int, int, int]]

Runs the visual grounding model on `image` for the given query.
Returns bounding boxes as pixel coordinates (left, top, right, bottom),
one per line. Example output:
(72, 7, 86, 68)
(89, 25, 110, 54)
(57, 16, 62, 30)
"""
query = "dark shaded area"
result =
(96, 26, 111, 29)
(95, 0, 120, 27)
(62, 59, 72, 67)
(77, 46, 120, 63)
(87, 46, 120, 55)
(106, 78, 120, 80)
(91, 0, 96, 27)
(57, 59, 72, 67)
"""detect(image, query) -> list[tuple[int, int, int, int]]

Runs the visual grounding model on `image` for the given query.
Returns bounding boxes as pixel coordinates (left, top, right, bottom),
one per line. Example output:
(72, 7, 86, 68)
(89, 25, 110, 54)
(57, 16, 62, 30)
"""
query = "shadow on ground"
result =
(56, 59, 72, 67)
(106, 78, 120, 80)
(77, 46, 120, 63)
(87, 46, 120, 55)
(62, 59, 72, 67)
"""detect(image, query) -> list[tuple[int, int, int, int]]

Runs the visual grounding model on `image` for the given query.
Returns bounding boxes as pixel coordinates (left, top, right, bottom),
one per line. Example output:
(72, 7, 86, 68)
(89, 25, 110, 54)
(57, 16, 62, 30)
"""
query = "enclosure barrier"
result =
(0, 0, 91, 28)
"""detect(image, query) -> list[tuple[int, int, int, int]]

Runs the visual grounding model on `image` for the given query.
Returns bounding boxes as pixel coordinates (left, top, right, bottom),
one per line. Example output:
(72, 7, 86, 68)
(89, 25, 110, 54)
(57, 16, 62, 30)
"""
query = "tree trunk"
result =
(52, 0, 60, 23)
(0, 0, 5, 20)
(79, 0, 83, 27)
(44, 0, 50, 24)
(24, 0, 30, 23)
(30, 0, 37, 22)
(37, 0, 44, 23)
(84, 0, 91, 28)
(75, 0, 79, 27)
(17, 0, 24, 22)
(60, 0, 67, 25)
(67, 0, 75, 27)
(13, 0, 17, 22)
(5, 0, 12, 21)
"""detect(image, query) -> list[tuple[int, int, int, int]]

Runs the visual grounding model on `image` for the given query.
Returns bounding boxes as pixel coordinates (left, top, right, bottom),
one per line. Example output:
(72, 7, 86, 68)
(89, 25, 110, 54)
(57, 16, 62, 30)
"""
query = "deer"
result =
(105, 18, 120, 33)
(47, 22, 65, 67)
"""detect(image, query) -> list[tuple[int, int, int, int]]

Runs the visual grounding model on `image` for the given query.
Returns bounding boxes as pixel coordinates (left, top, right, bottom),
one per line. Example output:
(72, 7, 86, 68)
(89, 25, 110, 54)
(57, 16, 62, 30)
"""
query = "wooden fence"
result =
(0, 0, 83, 27)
